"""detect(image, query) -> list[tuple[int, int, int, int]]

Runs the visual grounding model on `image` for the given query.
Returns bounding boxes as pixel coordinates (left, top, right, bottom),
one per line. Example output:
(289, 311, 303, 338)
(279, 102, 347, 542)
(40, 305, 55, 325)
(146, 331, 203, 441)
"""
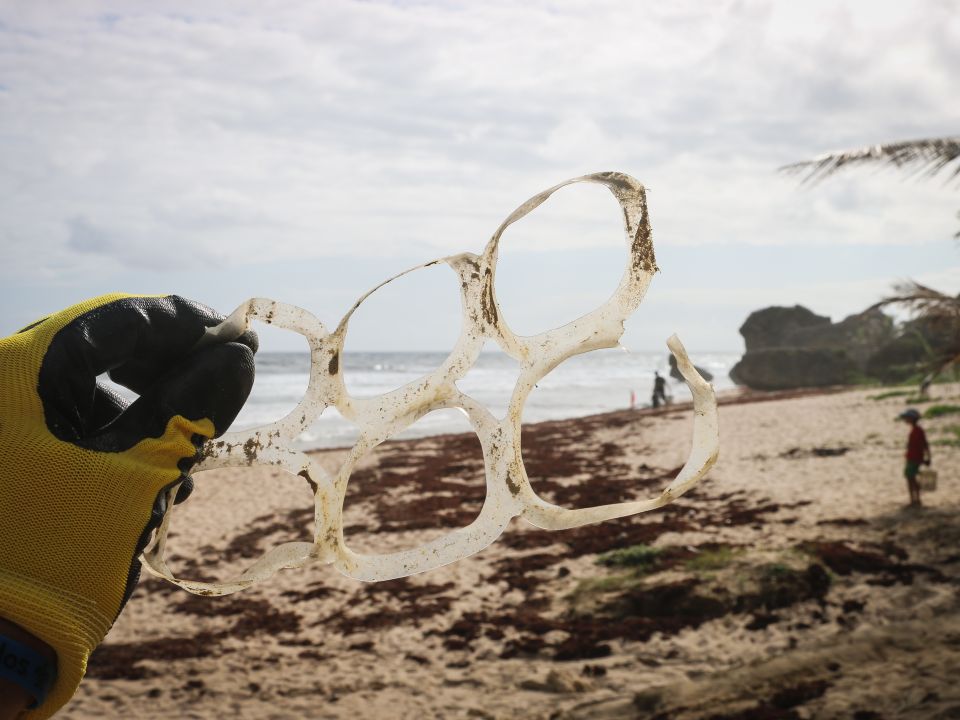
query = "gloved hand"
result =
(0, 294, 256, 718)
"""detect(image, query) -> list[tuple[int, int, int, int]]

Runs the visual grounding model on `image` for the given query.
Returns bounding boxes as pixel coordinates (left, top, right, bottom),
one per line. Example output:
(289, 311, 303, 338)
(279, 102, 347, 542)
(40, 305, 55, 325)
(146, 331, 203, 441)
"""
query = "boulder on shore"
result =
(739, 306, 831, 352)
(865, 314, 960, 382)
(669, 354, 714, 383)
(790, 307, 894, 366)
(731, 305, 896, 390)
(730, 348, 858, 391)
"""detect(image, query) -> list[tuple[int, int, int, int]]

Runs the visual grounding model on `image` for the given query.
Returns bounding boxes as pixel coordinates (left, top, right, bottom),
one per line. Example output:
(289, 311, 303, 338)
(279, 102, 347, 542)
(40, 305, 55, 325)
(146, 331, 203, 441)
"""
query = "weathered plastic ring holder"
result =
(142, 171, 720, 596)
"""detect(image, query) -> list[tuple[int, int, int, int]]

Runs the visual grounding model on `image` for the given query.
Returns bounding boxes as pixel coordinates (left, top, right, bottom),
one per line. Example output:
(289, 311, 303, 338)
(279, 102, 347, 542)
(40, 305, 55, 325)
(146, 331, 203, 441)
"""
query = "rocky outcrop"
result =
(790, 308, 895, 366)
(866, 314, 960, 382)
(731, 305, 896, 390)
(730, 348, 858, 390)
(864, 334, 928, 383)
(739, 306, 832, 351)
(668, 354, 714, 383)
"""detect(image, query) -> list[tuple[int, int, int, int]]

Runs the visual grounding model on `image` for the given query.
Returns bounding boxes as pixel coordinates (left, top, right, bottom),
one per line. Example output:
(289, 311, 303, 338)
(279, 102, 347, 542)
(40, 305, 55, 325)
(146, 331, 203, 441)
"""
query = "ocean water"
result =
(231, 349, 739, 449)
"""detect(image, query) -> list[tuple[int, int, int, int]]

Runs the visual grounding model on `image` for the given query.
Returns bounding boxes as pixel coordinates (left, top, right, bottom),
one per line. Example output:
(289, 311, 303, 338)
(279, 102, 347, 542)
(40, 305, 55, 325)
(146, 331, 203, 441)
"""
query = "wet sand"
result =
(62, 383, 960, 719)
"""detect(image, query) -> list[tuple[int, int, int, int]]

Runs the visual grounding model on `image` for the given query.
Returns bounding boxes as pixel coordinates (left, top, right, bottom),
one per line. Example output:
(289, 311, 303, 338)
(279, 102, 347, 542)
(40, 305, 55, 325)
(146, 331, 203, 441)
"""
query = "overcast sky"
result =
(1, 0, 958, 353)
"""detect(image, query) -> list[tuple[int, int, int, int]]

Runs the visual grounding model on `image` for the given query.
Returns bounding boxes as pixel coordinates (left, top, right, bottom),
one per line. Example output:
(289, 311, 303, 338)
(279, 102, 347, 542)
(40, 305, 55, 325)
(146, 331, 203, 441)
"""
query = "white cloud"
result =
(0, 0, 958, 345)
(650, 265, 960, 314)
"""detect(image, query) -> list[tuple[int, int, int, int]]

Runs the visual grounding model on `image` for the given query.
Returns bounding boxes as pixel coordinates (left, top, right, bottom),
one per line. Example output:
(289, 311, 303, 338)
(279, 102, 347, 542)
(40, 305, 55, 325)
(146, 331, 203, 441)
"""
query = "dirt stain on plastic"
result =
(480, 267, 498, 326)
(298, 468, 319, 494)
(243, 436, 263, 465)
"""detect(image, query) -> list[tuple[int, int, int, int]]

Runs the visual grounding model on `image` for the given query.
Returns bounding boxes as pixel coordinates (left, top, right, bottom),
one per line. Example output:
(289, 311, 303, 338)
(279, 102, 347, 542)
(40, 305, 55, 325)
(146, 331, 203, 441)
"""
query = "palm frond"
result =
(871, 280, 960, 393)
(780, 136, 960, 186)
(871, 280, 960, 319)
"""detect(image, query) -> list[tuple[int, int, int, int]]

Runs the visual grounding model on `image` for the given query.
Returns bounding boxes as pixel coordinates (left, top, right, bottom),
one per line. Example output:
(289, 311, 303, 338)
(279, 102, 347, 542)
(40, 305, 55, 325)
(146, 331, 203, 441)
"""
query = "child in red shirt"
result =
(899, 408, 931, 507)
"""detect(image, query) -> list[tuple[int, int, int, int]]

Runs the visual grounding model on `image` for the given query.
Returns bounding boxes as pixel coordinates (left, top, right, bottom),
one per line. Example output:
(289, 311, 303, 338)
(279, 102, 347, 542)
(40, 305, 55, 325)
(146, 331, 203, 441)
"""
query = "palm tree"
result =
(875, 280, 960, 320)
(873, 281, 960, 392)
(780, 136, 960, 237)
(782, 137, 960, 389)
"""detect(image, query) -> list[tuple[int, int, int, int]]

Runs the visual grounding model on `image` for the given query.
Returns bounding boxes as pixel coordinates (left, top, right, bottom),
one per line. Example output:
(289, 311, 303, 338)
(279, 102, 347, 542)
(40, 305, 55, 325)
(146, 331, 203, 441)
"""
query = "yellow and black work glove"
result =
(0, 294, 257, 718)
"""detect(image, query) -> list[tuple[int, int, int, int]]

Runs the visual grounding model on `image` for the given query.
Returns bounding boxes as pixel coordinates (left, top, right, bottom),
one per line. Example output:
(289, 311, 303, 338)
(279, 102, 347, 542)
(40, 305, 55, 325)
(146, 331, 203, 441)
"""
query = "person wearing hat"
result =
(899, 408, 931, 507)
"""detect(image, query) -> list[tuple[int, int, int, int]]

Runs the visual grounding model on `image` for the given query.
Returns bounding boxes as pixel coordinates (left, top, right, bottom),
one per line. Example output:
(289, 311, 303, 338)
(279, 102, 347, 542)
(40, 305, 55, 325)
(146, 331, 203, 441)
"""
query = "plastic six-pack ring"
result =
(142, 171, 719, 596)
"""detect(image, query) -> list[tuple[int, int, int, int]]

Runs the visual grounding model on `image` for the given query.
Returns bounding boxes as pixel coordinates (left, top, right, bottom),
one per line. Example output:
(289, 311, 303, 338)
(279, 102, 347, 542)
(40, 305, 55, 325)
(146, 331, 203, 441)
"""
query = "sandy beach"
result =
(61, 382, 960, 720)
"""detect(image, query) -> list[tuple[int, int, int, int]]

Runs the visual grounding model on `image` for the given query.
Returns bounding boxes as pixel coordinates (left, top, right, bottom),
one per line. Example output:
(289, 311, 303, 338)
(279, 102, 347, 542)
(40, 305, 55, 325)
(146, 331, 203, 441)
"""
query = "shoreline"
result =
(302, 384, 854, 455)
(302, 385, 864, 454)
